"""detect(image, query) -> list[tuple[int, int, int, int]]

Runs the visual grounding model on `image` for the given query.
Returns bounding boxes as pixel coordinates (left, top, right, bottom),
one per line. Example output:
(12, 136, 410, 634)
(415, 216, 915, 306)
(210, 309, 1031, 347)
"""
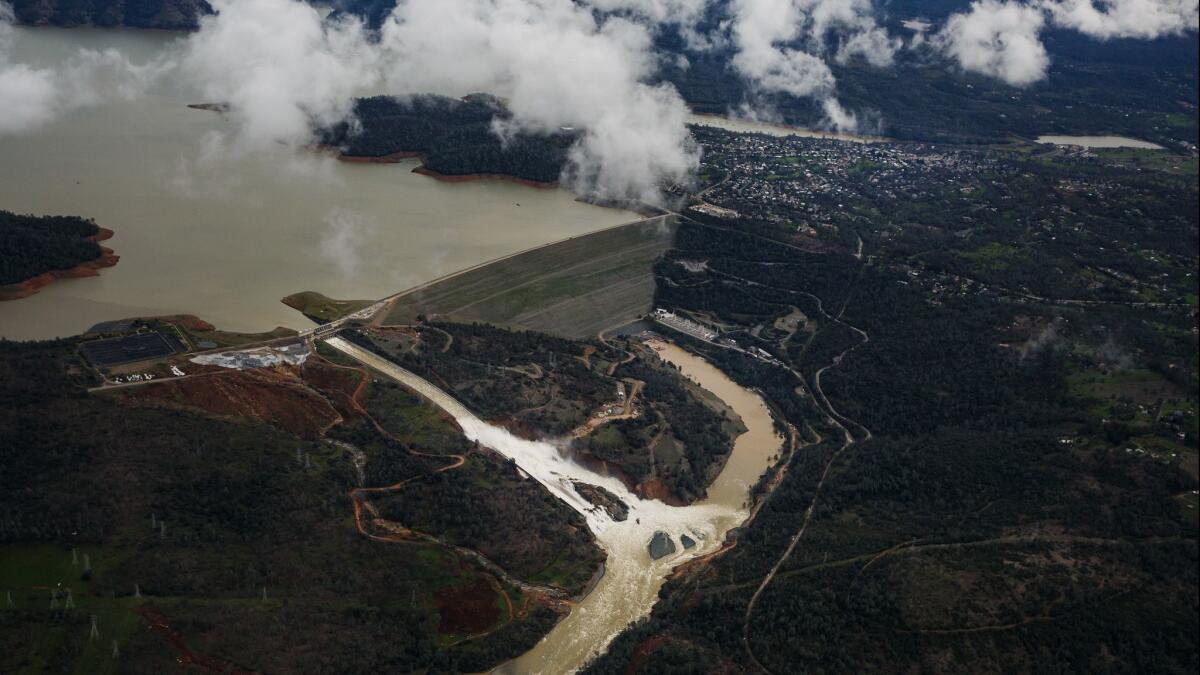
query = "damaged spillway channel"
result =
(326, 337, 783, 674)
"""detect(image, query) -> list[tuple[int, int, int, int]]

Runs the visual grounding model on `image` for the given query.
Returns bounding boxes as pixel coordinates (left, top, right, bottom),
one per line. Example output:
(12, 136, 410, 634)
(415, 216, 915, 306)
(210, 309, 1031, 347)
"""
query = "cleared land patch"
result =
(384, 216, 676, 338)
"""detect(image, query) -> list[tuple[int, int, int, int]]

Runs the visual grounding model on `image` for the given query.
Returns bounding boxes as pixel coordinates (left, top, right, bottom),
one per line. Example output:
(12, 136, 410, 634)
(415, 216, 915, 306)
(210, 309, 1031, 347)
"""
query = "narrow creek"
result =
(326, 336, 783, 673)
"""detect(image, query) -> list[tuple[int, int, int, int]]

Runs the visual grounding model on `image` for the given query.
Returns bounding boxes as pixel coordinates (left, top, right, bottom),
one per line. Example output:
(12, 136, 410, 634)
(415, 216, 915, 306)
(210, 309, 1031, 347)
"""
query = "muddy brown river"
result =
(328, 337, 783, 673)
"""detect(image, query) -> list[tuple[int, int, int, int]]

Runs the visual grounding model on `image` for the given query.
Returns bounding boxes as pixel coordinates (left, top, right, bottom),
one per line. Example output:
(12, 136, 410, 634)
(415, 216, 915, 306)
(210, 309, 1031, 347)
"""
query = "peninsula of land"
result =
(0, 211, 119, 301)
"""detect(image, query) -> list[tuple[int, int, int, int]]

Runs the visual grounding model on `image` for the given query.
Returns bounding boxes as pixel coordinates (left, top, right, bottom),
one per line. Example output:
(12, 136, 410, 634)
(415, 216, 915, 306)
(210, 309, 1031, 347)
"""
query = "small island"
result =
(322, 94, 571, 187)
(0, 210, 119, 301)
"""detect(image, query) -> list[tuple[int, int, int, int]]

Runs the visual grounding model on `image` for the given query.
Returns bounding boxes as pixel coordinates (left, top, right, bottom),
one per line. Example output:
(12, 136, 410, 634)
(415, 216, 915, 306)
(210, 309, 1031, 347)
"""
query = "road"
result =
(707, 249, 873, 674)
(86, 213, 677, 395)
(291, 213, 679, 343)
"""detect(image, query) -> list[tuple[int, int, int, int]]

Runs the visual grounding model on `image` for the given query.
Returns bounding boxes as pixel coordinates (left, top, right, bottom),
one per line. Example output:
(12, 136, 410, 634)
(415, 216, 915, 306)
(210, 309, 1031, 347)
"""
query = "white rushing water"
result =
(326, 337, 783, 673)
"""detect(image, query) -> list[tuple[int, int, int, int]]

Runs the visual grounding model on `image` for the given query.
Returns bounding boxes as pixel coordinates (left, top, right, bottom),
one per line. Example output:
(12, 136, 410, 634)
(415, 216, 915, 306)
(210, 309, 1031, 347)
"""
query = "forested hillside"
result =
(343, 320, 743, 504)
(584, 138, 1199, 672)
(586, 216, 1198, 673)
(661, 25, 1198, 147)
(0, 338, 604, 672)
(335, 0, 1198, 147)
(9, 0, 209, 29)
(326, 95, 571, 184)
(0, 211, 102, 287)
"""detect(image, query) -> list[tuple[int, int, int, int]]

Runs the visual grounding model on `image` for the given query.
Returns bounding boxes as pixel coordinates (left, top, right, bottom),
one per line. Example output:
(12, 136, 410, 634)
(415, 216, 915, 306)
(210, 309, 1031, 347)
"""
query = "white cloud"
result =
(936, 0, 1050, 86)
(165, 0, 701, 203)
(586, 0, 721, 48)
(376, 0, 701, 202)
(730, 0, 837, 99)
(587, 0, 711, 24)
(180, 0, 381, 148)
(1044, 0, 1199, 39)
(5, 0, 1196, 173)
(0, 62, 57, 135)
(821, 96, 857, 131)
(1, 1, 161, 134)
(936, 0, 1197, 86)
(725, 0, 901, 131)
(319, 207, 376, 277)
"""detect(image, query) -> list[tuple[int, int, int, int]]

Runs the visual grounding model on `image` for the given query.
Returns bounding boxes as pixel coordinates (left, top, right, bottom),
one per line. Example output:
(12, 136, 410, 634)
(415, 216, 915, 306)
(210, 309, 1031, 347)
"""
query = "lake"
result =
(0, 27, 636, 341)
(1036, 135, 1164, 150)
(688, 112, 881, 143)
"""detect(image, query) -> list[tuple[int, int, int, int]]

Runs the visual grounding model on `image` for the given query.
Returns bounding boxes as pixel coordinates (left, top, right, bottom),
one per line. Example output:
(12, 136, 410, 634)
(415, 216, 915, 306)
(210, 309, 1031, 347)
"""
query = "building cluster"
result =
(652, 308, 717, 341)
(690, 127, 1005, 231)
(651, 308, 786, 367)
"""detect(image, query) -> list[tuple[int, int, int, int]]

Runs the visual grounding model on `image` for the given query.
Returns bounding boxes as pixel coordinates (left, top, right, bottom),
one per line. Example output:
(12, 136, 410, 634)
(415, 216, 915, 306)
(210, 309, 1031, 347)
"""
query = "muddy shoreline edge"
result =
(0, 227, 120, 301)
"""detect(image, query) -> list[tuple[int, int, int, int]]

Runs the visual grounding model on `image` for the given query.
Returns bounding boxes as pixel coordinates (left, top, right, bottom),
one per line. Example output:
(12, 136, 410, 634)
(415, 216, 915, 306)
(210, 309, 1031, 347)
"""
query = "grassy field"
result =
(0, 544, 142, 675)
(282, 291, 373, 323)
(384, 216, 676, 338)
(1092, 147, 1200, 175)
(177, 323, 297, 350)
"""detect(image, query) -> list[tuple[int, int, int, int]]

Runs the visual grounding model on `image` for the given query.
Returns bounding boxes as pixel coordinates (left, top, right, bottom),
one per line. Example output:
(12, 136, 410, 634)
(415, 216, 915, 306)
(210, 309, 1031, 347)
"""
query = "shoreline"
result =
(333, 148, 559, 189)
(411, 165, 559, 189)
(687, 111, 883, 143)
(0, 227, 119, 302)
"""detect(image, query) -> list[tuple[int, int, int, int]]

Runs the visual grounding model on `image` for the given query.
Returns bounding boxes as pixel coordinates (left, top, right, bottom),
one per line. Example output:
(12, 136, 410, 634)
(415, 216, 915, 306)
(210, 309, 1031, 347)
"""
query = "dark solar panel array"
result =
(79, 332, 180, 367)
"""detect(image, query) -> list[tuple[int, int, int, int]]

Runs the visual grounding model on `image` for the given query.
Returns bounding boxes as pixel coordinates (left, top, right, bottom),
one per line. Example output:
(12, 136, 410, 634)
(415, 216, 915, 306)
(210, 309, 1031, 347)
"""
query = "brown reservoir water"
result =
(0, 27, 636, 340)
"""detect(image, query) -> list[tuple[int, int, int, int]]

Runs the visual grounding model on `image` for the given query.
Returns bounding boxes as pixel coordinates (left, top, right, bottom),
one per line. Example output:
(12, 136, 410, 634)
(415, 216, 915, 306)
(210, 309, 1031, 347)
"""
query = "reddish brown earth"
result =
(135, 604, 259, 674)
(624, 633, 670, 675)
(635, 477, 688, 507)
(570, 450, 640, 491)
(435, 577, 503, 635)
(301, 359, 366, 420)
(336, 150, 424, 163)
(411, 166, 558, 189)
(494, 416, 543, 441)
(569, 449, 689, 507)
(120, 367, 342, 437)
(0, 227, 119, 301)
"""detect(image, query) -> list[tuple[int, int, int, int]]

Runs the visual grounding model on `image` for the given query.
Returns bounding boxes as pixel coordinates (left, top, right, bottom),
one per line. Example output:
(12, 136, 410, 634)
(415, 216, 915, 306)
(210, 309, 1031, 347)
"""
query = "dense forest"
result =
(335, 0, 1198, 148)
(0, 211, 102, 287)
(0, 338, 604, 672)
(325, 95, 571, 184)
(343, 321, 742, 503)
(585, 202, 1198, 672)
(662, 28, 1198, 147)
(8, 0, 209, 29)
(593, 356, 744, 502)
(345, 320, 612, 435)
